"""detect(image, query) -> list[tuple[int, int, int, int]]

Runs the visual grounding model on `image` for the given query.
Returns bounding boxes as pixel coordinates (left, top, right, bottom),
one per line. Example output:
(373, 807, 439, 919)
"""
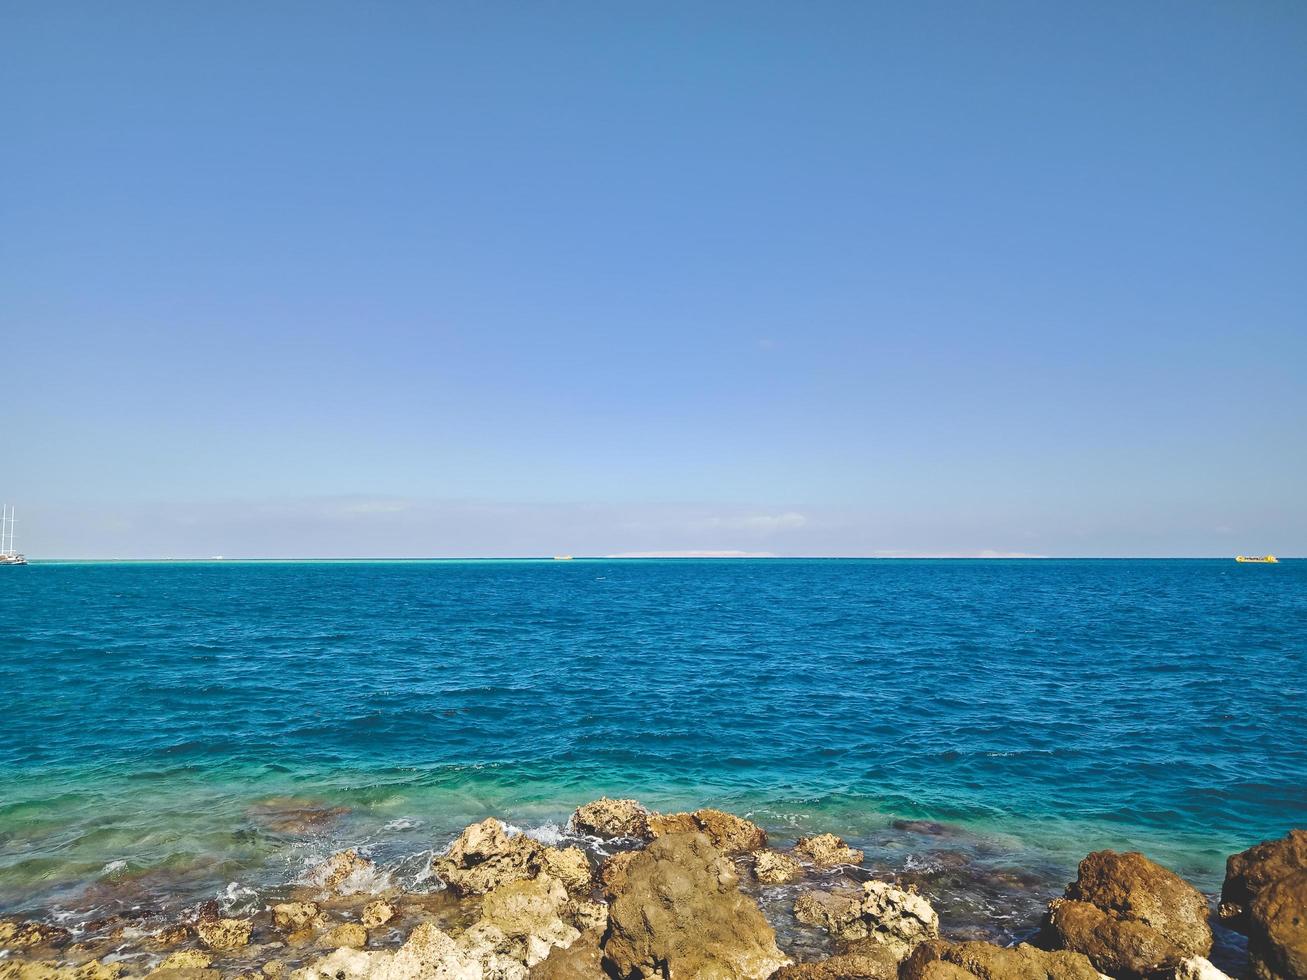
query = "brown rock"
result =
(647, 812, 699, 837)
(1042, 851, 1212, 977)
(0, 962, 127, 980)
(322, 922, 368, 949)
(150, 924, 193, 948)
(0, 921, 72, 950)
(794, 881, 938, 959)
(1248, 869, 1307, 980)
(602, 832, 789, 980)
(755, 849, 804, 884)
(600, 851, 639, 898)
(770, 947, 900, 979)
(480, 874, 581, 967)
(361, 899, 397, 929)
(308, 849, 375, 893)
(432, 818, 545, 896)
(900, 940, 1103, 980)
(272, 902, 323, 932)
(795, 834, 865, 868)
(145, 951, 214, 978)
(647, 809, 767, 854)
(531, 928, 605, 980)
(570, 799, 651, 840)
(194, 916, 253, 950)
(1221, 831, 1307, 933)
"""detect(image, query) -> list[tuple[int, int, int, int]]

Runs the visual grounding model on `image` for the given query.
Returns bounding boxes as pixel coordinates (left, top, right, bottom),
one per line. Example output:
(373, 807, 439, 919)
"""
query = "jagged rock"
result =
(195, 916, 253, 949)
(1248, 869, 1307, 980)
(480, 874, 581, 967)
(362, 899, 397, 929)
(900, 940, 1104, 980)
(308, 848, 377, 893)
(293, 921, 527, 980)
(0, 921, 72, 949)
(770, 946, 901, 979)
(433, 818, 546, 896)
(530, 929, 605, 980)
(1042, 851, 1212, 978)
(600, 851, 639, 898)
(755, 850, 804, 884)
(647, 813, 700, 837)
(794, 881, 938, 959)
(646, 809, 768, 854)
(262, 961, 286, 978)
(272, 902, 323, 932)
(324, 922, 369, 948)
(795, 834, 865, 867)
(150, 924, 193, 947)
(569, 799, 651, 840)
(602, 832, 789, 980)
(1221, 831, 1307, 933)
(1176, 958, 1234, 980)
(541, 846, 594, 895)
(145, 970, 221, 980)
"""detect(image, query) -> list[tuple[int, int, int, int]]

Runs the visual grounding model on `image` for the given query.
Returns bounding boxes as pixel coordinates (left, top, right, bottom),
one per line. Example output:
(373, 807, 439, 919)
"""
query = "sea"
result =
(1, 558, 1303, 957)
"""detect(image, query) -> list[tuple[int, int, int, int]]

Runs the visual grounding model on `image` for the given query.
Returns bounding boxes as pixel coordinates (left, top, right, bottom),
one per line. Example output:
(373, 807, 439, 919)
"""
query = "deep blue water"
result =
(1, 558, 1304, 938)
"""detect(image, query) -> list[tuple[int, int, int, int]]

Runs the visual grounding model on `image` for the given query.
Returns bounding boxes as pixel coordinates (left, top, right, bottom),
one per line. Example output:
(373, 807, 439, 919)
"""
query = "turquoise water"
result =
(1, 559, 1303, 943)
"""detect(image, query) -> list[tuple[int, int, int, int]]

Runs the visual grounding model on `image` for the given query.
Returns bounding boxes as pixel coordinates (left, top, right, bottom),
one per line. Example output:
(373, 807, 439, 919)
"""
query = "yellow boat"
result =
(1235, 555, 1278, 563)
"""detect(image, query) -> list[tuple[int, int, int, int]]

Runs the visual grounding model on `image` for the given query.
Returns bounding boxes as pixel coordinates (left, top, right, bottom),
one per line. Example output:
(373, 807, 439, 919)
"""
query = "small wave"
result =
(383, 817, 422, 831)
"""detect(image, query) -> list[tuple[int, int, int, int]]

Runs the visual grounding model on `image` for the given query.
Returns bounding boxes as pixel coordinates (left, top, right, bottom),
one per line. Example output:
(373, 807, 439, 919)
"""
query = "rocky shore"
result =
(0, 800, 1302, 980)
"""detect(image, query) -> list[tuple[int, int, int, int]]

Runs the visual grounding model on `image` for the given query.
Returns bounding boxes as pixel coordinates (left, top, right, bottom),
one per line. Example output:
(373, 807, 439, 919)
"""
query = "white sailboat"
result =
(1, 505, 29, 565)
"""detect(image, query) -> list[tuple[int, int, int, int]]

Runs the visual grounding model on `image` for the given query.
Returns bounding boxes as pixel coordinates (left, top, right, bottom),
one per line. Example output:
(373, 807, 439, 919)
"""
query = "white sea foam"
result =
(99, 860, 128, 876)
(383, 817, 422, 831)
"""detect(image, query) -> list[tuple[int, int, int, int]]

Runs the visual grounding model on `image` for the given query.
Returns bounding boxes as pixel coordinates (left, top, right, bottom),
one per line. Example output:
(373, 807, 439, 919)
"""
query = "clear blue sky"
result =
(4, 1, 1304, 557)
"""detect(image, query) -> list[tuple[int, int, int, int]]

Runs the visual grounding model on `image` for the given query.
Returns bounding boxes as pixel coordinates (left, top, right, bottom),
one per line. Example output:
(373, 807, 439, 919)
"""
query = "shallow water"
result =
(1, 558, 1303, 948)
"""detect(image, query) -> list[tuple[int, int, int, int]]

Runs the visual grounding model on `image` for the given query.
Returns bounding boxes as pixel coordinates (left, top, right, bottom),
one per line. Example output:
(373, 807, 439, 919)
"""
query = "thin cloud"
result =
(605, 550, 776, 559)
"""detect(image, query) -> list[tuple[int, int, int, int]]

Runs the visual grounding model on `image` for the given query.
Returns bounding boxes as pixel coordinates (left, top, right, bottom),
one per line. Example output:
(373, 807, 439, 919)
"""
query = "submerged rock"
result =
(900, 940, 1103, 980)
(432, 818, 545, 896)
(647, 808, 768, 854)
(1041, 851, 1212, 978)
(755, 849, 804, 884)
(0, 921, 72, 950)
(194, 916, 253, 950)
(1220, 830, 1307, 933)
(794, 881, 938, 959)
(1247, 869, 1307, 980)
(602, 832, 789, 980)
(569, 798, 651, 840)
(795, 834, 865, 868)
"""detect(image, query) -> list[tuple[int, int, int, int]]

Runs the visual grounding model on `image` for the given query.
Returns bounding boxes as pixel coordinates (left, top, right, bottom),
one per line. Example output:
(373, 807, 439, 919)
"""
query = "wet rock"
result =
(794, 881, 938, 959)
(755, 849, 804, 884)
(646, 809, 768, 854)
(195, 916, 253, 950)
(0, 962, 126, 980)
(272, 902, 323, 932)
(1042, 851, 1212, 978)
(602, 832, 789, 980)
(361, 899, 397, 929)
(900, 940, 1104, 980)
(323, 922, 369, 948)
(261, 961, 286, 978)
(1220, 831, 1307, 934)
(309, 849, 377, 893)
(432, 818, 546, 896)
(0, 921, 72, 950)
(145, 970, 222, 980)
(480, 874, 581, 967)
(158, 952, 214, 971)
(1247, 869, 1307, 980)
(150, 924, 193, 947)
(530, 929, 605, 980)
(541, 846, 594, 895)
(569, 798, 651, 840)
(770, 947, 901, 979)
(795, 834, 865, 868)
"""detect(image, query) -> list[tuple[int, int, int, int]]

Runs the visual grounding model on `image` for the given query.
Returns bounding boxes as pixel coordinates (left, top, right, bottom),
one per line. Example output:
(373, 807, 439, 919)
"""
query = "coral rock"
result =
(794, 881, 938, 959)
(602, 832, 789, 980)
(480, 874, 581, 967)
(569, 799, 651, 840)
(323, 922, 369, 949)
(432, 818, 546, 896)
(795, 834, 865, 868)
(293, 921, 527, 980)
(770, 947, 901, 979)
(647, 809, 767, 854)
(362, 900, 397, 929)
(755, 849, 804, 885)
(0, 921, 72, 950)
(195, 917, 253, 950)
(541, 847, 594, 895)
(530, 929, 605, 980)
(272, 902, 323, 932)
